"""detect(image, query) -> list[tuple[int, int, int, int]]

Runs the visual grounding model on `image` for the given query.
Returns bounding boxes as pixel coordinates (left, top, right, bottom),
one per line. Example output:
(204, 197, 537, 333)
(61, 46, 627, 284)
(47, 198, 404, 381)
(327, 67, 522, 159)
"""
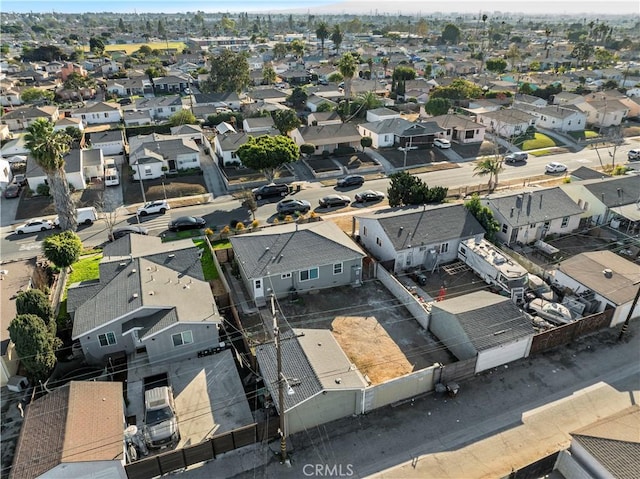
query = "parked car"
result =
(319, 194, 351, 208)
(144, 383, 180, 449)
(433, 138, 451, 149)
(355, 190, 385, 203)
(628, 149, 640, 161)
(54, 207, 98, 227)
(336, 174, 365, 188)
(168, 216, 206, 232)
(137, 200, 170, 216)
(108, 225, 149, 242)
(545, 162, 567, 173)
(504, 152, 528, 164)
(527, 299, 575, 325)
(276, 198, 311, 215)
(3, 184, 21, 199)
(252, 183, 289, 200)
(15, 218, 53, 234)
(12, 174, 27, 187)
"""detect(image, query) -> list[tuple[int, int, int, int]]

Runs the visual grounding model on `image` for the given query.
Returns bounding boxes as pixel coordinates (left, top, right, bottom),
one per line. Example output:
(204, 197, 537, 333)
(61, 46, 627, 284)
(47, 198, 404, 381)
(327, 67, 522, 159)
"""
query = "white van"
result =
(54, 206, 99, 227)
(105, 168, 119, 186)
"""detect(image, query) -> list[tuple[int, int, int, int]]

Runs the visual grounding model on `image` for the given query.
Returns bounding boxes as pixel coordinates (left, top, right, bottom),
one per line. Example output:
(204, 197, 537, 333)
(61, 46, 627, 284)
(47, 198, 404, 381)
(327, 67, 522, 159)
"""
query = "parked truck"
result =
(143, 374, 180, 449)
(457, 238, 529, 301)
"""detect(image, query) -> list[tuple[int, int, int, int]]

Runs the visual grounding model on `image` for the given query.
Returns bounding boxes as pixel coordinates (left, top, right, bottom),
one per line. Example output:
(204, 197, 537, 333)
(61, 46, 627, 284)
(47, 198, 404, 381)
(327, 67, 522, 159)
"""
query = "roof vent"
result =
(132, 293, 139, 299)
(168, 254, 175, 258)
(335, 377, 342, 384)
(119, 262, 127, 267)
(149, 291, 154, 296)
(603, 269, 613, 278)
(130, 269, 137, 274)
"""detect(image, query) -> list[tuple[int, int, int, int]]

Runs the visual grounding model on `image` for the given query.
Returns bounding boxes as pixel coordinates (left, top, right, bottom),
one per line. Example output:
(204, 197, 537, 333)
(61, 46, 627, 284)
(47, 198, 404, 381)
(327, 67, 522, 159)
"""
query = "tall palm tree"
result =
(353, 91, 383, 117)
(366, 57, 374, 79)
(473, 157, 503, 193)
(381, 57, 389, 78)
(331, 25, 343, 54)
(316, 21, 329, 57)
(25, 119, 77, 231)
(338, 52, 358, 101)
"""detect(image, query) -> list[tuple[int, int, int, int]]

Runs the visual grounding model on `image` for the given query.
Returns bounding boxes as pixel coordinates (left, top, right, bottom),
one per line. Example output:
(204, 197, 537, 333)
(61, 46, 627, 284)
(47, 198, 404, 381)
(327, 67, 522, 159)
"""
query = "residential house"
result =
(395, 121, 446, 148)
(279, 69, 312, 85)
(444, 60, 479, 76)
(193, 92, 242, 111)
(88, 129, 126, 156)
(44, 60, 64, 75)
(552, 405, 640, 479)
(305, 94, 338, 113)
(82, 148, 104, 180)
(123, 110, 153, 127)
(1, 105, 60, 132)
(9, 381, 127, 479)
(69, 102, 122, 127)
(290, 123, 362, 153)
(0, 158, 12, 189)
(306, 111, 342, 126)
(170, 124, 205, 145)
(105, 77, 150, 97)
(229, 221, 365, 303)
(54, 117, 84, 133)
(513, 104, 587, 133)
(67, 235, 222, 365)
(476, 109, 536, 139)
(214, 121, 237, 135)
(356, 204, 486, 273)
(484, 188, 584, 246)
(214, 129, 279, 167)
(152, 74, 192, 94)
(366, 107, 401, 123)
(589, 90, 640, 120)
(357, 118, 413, 149)
(551, 92, 586, 106)
(550, 251, 640, 327)
(0, 84, 24, 107)
(128, 134, 200, 179)
(26, 148, 86, 191)
(246, 87, 290, 105)
(256, 328, 368, 436)
(574, 99, 629, 128)
(131, 95, 184, 121)
(306, 85, 344, 103)
(429, 291, 535, 373)
(430, 114, 486, 144)
(0, 135, 30, 162)
(59, 62, 88, 81)
(570, 166, 609, 182)
(243, 116, 275, 133)
(561, 175, 640, 229)
(513, 93, 548, 108)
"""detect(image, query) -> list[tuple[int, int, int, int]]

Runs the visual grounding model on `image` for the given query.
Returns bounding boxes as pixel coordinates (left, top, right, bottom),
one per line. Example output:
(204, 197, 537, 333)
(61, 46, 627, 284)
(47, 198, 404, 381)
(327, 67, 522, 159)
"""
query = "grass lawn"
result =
(521, 133, 557, 150)
(568, 130, 599, 141)
(57, 253, 102, 324)
(83, 42, 186, 55)
(192, 239, 219, 280)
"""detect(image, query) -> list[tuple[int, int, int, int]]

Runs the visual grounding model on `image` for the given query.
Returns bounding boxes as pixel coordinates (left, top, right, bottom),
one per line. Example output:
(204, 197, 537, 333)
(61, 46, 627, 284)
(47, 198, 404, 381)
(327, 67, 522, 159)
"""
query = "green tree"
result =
(571, 42, 594, 68)
(64, 71, 95, 91)
(331, 25, 343, 53)
(290, 39, 305, 61)
(425, 98, 451, 116)
(392, 66, 417, 82)
(300, 143, 316, 156)
(9, 314, 61, 383)
(262, 64, 277, 85)
(430, 79, 484, 101)
(316, 102, 333, 112)
(42, 231, 82, 270)
(19, 87, 54, 104)
(236, 135, 300, 182)
(168, 109, 197, 126)
(338, 52, 358, 104)
(360, 136, 372, 152)
(316, 21, 330, 56)
(287, 86, 308, 109)
(16, 289, 53, 327)
(464, 194, 499, 240)
(441, 24, 461, 45)
(485, 58, 508, 74)
(351, 91, 383, 117)
(473, 157, 503, 192)
(273, 42, 288, 60)
(89, 37, 105, 55)
(25, 119, 76, 231)
(381, 57, 390, 77)
(387, 172, 427, 207)
(506, 44, 521, 70)
(203, 50, 250, 94)
(273, 109, 301, 135)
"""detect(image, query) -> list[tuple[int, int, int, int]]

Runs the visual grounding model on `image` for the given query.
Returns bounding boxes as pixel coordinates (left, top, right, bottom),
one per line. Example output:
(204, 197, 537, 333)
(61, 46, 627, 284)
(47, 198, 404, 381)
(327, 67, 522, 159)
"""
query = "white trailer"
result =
(458, 238, 528, 302)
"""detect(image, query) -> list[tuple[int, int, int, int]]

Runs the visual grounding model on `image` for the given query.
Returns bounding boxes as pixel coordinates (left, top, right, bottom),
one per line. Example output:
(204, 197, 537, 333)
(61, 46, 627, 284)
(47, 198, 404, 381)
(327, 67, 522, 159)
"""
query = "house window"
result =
(561, 216, 569, 228)
(98, 332, 116, 347)
(465, 130, 474, 139)
(300, 267, 319, 281)
(104, 113, 109, 118)
(363, 226, 367, 236)
(544, 220, 550, 229)
(439, 243, 449, 253)
(333, 263, 343, 275)
(158, 108, 164, 113)
(502, 224, 508, 233)
(231, 152, 237, 158)
(281, 272, 292, 279)
(529, 223, 536, 228)
(172, 331, 194, 347)
(376, 237, 382, 246)
(144, 166, 152, 176)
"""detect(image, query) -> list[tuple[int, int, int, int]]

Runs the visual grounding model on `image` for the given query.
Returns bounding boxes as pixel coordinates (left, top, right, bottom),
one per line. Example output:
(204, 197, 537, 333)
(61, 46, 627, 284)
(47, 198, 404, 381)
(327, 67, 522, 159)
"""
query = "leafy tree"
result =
(9, 314, 61, 383)
(529, 61, 541, 72)
(430, 79, 484, 101)
(89, 37, 105, 55)
(205, 112, 243, 128)
(20, 87, 54, 104)
(273, 109, 301, 135)
(387, 172, 448, 207)
(290, 39, 305, 60)
(16, 289, 53, 327)
(392, 66, 416, 82)
(203, 50, 250, 94)
(473, 157, 503, 192)
(360, 137, 372, 152)
(168, 109, 197, 126)
(571, 42, 594, 68)
(287, 86, 308, 109)
(65, 127, 83, 147)
(485, 58, 508, 74)
(316, 102, 333, 112)
(236, 135, 300, 182)
(464, 194, 499, 240)
(441, 24, 461, 45)
(506, 45, 521, 70)
(42, 231, 82, 270)
(328, 72, 343, 83)
(331, 25, 343, 53)
(337, 52, 358, 103)
(137, 44, 153, 57)
(300, 143, 316, 156)
(25, 119, 76, 231)
(21, 45, 67, 62)
(64, 71, 95, 91)
(316, 21, 330, 56)
(262, 64, 276, 85)
(425, 98, 451, 116)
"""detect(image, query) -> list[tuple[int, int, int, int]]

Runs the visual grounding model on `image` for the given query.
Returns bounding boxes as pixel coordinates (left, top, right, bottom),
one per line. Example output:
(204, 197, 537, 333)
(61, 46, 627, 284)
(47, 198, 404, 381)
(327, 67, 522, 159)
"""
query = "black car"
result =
(336, 175, 365, 188)
(504, 152, 528, 164)
(168, 216, 206, 232)
(276, 199, 311, 215)
(3, 184, 21, 199)
(108, 226, 149, 242)
(252, 183, 289, 200)
(319, 194, 351, 208)
(354, 190, 385, 203)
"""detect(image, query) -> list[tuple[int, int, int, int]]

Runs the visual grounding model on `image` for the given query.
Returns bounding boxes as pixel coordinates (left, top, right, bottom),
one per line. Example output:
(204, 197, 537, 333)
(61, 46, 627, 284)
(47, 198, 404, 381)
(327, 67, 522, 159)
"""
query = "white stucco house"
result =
(69, 102, 123, 126)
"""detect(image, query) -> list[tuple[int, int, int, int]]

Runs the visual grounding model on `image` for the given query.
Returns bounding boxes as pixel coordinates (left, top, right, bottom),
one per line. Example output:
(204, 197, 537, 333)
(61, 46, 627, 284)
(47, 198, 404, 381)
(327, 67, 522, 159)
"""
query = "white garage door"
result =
(475, 337, 531, 373)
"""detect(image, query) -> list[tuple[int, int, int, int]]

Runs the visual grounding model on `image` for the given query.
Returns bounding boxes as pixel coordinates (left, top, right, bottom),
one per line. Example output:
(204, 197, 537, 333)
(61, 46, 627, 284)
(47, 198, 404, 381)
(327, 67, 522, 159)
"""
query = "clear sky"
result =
(2, 0, 638, 15)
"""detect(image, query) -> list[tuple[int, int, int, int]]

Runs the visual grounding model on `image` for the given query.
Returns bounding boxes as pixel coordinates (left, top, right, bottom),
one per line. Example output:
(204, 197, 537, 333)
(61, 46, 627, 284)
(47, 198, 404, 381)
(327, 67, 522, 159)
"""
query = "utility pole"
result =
(272, 294, 288, 463)
(617, 282, 640, 341)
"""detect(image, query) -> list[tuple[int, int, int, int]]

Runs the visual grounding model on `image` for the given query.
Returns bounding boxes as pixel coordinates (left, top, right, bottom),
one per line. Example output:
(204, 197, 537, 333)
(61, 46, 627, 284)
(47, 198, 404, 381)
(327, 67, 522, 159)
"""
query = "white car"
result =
(15, 218, 54, 235)
(628, 149, 640, 161)
(433, 138, 451, 149)
(137, 200, 170, 216)
(545, 162, 568, 173)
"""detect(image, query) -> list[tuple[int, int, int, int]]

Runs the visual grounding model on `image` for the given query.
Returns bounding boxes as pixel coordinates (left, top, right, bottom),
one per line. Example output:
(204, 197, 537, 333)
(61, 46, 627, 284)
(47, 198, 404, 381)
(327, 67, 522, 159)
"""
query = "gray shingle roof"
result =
(571, 166, 610, 181)
(230, 221, 364, 278)
(433, 291, 535, 351)
(122, 309, 178, 339)
(296, 123, 361, 143)
(360, 118, 413, 135)
(134, 95, 183, 108)
(486, 187, 584, 227)
(580, 175, 640, 208)
(359, 204, 485, 251)
(193, 92, 240, 104)
(89, 130, 124, 144)
(26, 148, 82, 177)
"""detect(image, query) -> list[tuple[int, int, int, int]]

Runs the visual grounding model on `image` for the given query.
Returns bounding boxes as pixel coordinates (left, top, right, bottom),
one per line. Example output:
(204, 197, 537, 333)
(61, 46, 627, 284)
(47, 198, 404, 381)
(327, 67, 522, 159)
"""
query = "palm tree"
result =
(25, 119, 77, 231)
(353, 91, 383, 117)
(366, 57, 374, 79)
(473, 157, 503, 193)
(337, 52, 358, 109)
(381, 57, 389, 78)
(316, 21, 329, 57)
(331, 25, 343, 54)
